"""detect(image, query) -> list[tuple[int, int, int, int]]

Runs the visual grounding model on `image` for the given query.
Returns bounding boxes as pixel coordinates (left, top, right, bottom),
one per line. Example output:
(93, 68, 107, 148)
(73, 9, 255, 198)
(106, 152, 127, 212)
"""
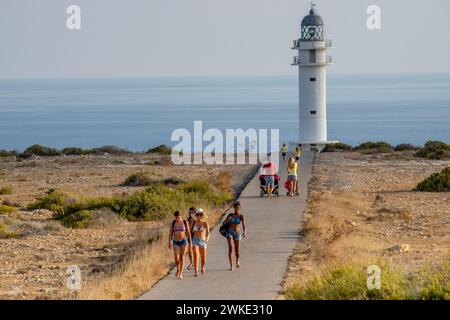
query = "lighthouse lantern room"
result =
(292, 4, 337, 152)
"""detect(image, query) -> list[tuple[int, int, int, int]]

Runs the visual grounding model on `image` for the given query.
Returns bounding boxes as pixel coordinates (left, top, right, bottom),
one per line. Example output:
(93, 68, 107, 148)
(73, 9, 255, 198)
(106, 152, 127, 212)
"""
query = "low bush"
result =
(62, 147, 91, 156)
(0, 204, 18, 215)
(0, 186, 13, 195)
(394, 143, 420, 152)
(415, 140, 450, 160)
(353, 141, 394, 154)
(162, 177, 185, 186)
(146, 144, 172, 155)
(415, 167, 450, 192)
(61, 210, 93, 228)
(122, 172, 157, 187)
(90, 145, 130, 155)
(22, 144, 61, 157)
(322, 143, 353, 153)
(0, 221, 18, 239)
(0, 150, 19, 157)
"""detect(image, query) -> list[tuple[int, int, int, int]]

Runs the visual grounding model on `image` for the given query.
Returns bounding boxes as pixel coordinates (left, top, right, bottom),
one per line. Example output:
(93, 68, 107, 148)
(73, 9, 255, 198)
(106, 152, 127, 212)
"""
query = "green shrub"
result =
(322, 143, 353, 152)
(122, 172, 157, 187)
(62, 147, 91, 155)
(394, 143, 420, 152)
(0, 149, 19, 157)
(90, 145, 129, 155)
(418, 257, 450, 300)
(285, 263, 407, 300)
(415, 167, 450, 192)
(353, 141, 394, 154)
(27, 190, 71, 214)
(27, 180, 232, 224)
(177, 180, 233, 206)
(61, 210, 93, 228)
(415, 140, 450, 160)
(22, 144, 61, 157)
(146, 144, 172, 155)
(0, 222, 18, 239)
(0, 186, 13, 195)
(285, 256, 450, 300)
(0, 204, 18, 215)
(163, 177, 185, 186)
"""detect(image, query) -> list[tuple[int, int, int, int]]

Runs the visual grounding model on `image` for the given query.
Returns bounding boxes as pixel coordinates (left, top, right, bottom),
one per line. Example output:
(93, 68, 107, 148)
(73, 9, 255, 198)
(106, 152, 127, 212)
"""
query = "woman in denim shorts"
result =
(168, 211, 191, 279)
(190, 208, 210, 277)
(223, 201, 247, 271)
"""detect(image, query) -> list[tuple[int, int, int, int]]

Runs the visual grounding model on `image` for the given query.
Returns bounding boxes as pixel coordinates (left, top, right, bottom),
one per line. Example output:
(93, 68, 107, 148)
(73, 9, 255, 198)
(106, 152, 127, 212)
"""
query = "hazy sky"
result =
(1, 0, 449, 78)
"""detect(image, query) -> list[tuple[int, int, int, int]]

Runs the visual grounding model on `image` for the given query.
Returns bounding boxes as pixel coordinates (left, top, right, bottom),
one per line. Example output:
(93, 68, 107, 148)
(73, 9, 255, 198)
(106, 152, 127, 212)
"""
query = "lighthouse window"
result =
(310, 111, 317, 115)
(310, 77, 316, 82)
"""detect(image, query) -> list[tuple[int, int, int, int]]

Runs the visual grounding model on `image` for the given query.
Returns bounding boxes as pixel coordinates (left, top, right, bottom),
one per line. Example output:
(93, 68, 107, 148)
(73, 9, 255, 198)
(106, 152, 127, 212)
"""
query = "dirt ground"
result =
(0, 153, 255, 299)
(282, 151, 450, 292)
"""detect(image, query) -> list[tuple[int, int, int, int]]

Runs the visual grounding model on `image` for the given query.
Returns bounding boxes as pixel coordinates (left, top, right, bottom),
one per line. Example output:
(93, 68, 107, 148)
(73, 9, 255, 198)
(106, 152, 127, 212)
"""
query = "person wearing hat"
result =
(168, 210, 191, 279)
(190, 208, 210, 277)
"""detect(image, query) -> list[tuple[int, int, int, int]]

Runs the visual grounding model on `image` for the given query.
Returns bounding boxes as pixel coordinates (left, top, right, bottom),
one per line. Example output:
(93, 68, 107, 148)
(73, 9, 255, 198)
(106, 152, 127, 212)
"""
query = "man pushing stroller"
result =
(259, 156, 278, 198)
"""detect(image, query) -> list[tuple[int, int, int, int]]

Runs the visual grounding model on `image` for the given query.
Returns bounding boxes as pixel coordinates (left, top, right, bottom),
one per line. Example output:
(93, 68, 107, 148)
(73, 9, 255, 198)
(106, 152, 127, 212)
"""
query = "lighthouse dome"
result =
(300, 7, 324, 41)
(301, 8, 324, 26)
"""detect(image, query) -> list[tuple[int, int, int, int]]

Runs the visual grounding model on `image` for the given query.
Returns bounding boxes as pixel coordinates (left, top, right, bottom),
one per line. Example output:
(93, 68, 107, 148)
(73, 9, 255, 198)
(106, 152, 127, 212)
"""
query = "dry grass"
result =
(282, 190, 388, 294)
(78, 233, 172, 300)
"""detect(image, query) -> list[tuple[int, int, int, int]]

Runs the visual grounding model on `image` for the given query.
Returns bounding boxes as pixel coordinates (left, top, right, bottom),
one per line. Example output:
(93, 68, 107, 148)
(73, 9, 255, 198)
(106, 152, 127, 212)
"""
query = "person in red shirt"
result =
(260, 157, 277, 198)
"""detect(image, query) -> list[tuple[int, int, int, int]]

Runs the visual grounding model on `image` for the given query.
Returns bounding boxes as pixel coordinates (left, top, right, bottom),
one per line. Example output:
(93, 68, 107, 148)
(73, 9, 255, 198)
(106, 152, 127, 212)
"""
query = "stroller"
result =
(284, 178, 299, 197)
(259, 174, 280, 197)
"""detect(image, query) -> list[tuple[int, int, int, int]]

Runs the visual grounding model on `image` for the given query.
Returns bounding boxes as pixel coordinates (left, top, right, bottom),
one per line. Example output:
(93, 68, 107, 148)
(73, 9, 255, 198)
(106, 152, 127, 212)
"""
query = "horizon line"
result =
(1, 71, 450, 81)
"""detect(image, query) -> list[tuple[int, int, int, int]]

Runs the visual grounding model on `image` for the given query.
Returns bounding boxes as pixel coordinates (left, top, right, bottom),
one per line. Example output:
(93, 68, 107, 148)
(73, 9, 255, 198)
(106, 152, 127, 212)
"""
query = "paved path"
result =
(139, 151, 314, 300)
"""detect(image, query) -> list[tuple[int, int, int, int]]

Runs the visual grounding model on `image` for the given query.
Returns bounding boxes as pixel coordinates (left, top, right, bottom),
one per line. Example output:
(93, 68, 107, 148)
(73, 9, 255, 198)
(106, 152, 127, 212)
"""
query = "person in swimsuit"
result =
(168, 211, 191, 279)
(224, 201, 246, 271)
(185, 207, 196, 270)
(190, 208, 210, 277)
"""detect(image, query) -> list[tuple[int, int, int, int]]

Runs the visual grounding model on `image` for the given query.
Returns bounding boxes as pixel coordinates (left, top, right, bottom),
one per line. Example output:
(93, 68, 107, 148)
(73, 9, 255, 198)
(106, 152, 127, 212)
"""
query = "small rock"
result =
(387, 244, 410, 254)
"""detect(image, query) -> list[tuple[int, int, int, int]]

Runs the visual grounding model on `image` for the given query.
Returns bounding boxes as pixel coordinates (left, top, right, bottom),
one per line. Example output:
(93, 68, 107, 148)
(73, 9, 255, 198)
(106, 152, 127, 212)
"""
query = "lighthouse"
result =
(292, 4, 336, 152)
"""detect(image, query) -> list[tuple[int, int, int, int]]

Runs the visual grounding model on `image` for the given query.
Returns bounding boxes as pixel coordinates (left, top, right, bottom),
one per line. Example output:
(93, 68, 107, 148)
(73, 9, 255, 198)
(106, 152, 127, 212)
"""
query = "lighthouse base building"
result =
(292, 5, 338, 152)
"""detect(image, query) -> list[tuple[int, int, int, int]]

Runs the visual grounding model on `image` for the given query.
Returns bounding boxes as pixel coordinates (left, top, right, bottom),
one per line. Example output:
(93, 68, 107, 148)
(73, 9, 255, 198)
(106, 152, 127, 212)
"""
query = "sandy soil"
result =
(0, 153, 255, 299)
(282, 151, 450, 291)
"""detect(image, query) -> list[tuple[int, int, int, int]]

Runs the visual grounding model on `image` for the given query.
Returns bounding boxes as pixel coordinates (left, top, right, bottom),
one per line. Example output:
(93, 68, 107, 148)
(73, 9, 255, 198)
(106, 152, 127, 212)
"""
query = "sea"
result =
(0, 74, 449, 152)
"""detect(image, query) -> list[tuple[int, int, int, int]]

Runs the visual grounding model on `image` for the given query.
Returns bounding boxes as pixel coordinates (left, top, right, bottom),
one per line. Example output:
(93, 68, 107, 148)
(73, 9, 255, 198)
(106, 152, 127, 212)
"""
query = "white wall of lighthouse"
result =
(292, 6, 333, 147)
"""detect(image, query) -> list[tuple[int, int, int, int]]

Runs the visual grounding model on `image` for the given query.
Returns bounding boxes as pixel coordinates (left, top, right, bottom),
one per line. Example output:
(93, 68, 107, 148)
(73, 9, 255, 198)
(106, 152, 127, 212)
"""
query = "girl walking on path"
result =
(168, 211, 191, 279)
(223, 201, 247, 271)
(190, 208, 210, 277)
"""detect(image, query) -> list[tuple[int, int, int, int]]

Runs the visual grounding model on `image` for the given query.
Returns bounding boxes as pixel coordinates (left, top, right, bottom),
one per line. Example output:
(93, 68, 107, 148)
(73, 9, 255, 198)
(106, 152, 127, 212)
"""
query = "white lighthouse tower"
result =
(292, 4, 335, 152)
